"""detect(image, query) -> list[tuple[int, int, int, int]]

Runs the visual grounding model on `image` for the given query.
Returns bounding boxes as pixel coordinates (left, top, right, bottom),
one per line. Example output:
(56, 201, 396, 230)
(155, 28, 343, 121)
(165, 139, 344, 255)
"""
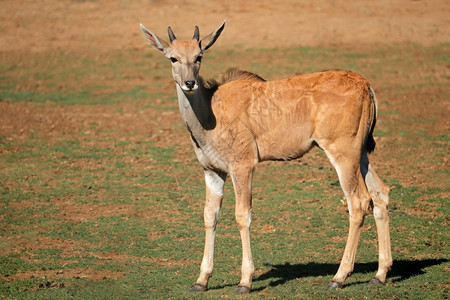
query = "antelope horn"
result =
(193, 26, 200, 41)
(168, 26, 176, 43)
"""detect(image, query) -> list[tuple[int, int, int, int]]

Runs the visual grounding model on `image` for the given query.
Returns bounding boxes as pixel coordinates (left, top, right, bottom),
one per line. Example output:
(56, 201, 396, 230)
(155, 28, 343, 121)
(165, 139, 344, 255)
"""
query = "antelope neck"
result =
(176, 81, 216, 145)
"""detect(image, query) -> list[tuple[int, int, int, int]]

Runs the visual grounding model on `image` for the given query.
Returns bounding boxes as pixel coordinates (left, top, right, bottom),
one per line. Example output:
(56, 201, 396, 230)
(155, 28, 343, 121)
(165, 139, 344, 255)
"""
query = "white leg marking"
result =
(373, 206, 383, 220)
(205, 172, 225, 196)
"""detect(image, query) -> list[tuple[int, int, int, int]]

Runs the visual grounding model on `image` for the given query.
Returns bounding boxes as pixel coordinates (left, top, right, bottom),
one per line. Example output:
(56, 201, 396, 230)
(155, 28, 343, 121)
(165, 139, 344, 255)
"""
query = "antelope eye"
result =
(170, 57, 178, 63)
(195, 56, 202, 63)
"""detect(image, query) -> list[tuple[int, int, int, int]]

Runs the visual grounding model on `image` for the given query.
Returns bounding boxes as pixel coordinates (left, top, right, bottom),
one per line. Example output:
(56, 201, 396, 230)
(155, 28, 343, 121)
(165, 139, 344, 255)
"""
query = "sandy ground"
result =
(1, 0, 449, 54)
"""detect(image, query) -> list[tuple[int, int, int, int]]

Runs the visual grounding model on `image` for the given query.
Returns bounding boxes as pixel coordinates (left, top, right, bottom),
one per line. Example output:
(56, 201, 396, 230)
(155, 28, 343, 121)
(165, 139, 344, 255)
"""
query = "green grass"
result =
(0, 43, 449, 299)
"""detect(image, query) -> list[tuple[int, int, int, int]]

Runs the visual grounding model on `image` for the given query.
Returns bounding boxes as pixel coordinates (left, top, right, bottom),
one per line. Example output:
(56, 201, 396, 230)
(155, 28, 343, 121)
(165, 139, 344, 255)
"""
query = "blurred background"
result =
(1, 0, 448, 53)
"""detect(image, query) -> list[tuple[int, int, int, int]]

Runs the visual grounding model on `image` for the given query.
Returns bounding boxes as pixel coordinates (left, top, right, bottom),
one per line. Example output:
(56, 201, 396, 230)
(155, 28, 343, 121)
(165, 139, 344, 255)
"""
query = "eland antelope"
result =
(140, 21, 392, 294)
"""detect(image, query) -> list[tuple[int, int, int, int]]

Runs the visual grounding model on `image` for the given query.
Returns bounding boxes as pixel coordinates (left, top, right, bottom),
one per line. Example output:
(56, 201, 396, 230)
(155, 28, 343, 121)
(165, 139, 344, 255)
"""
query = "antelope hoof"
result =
(190, 284, 207, 292)
(368, 278, 384, 285)
(235, 286, 251, 294)
(326, 281, 343, 290)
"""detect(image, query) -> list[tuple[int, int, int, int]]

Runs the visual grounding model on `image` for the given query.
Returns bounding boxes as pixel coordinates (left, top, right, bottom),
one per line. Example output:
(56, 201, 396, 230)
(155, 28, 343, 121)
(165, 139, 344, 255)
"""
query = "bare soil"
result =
(1, 0, 448, 53)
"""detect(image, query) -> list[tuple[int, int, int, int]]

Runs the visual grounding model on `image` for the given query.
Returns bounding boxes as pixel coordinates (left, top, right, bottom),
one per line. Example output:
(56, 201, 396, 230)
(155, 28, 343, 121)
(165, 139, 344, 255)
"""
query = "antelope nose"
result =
(185, 80, 196, 90)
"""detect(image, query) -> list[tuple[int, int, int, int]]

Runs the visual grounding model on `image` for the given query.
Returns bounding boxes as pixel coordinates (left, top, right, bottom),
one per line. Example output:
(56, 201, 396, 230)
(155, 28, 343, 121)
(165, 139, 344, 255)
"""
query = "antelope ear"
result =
(200, 20, 226, 51)
(140, 24, 170, 55)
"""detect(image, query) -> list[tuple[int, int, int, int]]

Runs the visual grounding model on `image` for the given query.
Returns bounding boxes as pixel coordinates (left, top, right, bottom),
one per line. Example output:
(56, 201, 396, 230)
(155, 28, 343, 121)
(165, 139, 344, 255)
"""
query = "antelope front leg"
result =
(191, 170, 226, 292)
(231, 168, 255, 294)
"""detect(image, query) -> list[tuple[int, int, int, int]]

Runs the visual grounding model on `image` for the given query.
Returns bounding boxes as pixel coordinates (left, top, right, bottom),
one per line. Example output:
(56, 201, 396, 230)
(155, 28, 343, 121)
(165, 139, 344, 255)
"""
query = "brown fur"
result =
(204, 67, 265, 92)
(218, 67, 266, 84)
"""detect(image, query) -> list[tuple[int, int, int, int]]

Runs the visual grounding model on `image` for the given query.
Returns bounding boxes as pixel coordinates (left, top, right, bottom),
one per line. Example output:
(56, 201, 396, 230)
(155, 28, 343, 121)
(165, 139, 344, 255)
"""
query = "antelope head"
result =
(140, 21, 226, 93)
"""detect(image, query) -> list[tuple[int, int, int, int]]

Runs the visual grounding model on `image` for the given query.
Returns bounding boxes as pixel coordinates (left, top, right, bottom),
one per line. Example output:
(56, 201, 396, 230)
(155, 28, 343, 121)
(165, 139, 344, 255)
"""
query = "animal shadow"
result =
(249, 258, 448, 290)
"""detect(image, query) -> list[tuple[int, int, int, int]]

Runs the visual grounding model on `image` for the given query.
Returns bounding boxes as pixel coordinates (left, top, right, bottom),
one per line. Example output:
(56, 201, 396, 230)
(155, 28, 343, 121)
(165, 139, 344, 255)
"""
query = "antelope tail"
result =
(366, 86, 378, 153)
